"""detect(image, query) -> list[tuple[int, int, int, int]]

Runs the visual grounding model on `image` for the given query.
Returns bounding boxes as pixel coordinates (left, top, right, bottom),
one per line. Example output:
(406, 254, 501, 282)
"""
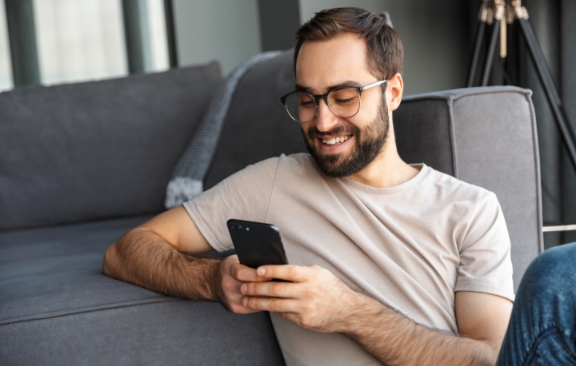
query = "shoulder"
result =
(422, 166, 497, 206)
(227, 156, 283, 183)
(422, 168, 509, 250)
(276, 153, 318, 176)
(212, 153, 317, 188)
(240, 153, 316, 177)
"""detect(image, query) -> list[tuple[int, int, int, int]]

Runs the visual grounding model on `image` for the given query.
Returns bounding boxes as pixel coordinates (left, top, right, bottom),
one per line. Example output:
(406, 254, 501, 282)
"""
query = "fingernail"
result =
(242, 297, 248, 307)
(257, 267, 265, 276)
(240, 283, 247, 294)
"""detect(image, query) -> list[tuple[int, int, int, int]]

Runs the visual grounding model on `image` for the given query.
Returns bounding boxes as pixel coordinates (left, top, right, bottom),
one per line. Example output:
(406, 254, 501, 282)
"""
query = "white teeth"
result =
(322, 136, 350, 145)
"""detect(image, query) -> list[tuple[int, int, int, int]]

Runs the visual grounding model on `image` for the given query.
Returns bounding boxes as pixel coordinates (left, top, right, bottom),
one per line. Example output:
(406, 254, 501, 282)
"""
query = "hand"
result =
(215, 255, 273, 314)
(240, 264, 361, 333)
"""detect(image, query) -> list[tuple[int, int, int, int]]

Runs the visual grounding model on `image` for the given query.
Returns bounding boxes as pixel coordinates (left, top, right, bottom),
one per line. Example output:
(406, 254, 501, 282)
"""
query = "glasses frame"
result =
(280, 80, 387, 123)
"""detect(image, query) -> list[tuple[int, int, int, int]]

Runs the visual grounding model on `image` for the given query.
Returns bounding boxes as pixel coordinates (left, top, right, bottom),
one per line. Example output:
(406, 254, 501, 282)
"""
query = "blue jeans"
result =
(497, 242, 576, 365)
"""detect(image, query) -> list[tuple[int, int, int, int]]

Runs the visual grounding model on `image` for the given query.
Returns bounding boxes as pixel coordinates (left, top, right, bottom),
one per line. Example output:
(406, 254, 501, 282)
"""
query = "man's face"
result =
(295, 33, 389, 178)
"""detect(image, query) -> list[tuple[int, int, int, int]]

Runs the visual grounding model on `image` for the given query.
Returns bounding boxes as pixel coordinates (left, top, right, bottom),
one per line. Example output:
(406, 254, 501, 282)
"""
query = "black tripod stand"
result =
(466, 0, 576, 172)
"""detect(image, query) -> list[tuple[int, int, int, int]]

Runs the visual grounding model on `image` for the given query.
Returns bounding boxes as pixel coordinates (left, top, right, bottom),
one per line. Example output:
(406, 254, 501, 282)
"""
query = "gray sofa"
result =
(0, 49, 543, 365)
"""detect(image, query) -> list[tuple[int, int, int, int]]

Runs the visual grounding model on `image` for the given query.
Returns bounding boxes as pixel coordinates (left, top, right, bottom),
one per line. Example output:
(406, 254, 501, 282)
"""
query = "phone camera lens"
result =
(230, 225, 235, 230)
(238, 225, 243, 230)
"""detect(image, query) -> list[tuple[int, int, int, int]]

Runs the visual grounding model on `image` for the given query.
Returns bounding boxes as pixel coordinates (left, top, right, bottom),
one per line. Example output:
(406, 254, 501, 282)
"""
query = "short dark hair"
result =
(294, 7, 404, 80)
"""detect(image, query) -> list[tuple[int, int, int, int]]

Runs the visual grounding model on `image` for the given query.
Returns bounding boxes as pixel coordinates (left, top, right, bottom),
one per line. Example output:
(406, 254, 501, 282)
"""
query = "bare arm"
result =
(103, 206, 271, 310)
(103, 206, 221, 300)
(241, 265, 513, 365)
(341, 290, 511, 365)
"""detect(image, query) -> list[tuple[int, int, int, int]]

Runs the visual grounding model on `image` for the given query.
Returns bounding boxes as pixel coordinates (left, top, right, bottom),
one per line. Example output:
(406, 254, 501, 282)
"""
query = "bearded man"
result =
(104, 7, 514, 365)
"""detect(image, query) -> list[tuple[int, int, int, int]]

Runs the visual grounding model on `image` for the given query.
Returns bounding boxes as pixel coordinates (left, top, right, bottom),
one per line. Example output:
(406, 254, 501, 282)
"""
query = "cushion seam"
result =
(402, 87, 531, 103)
(0, 296, 181, 326)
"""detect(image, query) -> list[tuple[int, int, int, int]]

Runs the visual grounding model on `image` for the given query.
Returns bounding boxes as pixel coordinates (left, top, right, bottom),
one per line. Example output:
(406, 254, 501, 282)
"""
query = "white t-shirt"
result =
(184, 153, 514, 366)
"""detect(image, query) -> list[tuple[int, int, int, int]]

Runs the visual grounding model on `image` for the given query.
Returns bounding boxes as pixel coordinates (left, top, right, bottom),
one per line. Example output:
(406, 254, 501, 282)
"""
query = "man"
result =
(104, 7, 514, 365)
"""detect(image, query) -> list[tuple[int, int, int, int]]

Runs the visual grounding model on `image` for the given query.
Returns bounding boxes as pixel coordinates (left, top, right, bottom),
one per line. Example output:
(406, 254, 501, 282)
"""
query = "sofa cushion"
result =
(0, 216, 284, 365)
(0, 63, 222, 231)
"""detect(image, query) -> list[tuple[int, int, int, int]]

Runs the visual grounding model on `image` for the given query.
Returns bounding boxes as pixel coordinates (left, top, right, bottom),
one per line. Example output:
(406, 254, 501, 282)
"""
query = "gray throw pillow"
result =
(165, 51, 282, 208)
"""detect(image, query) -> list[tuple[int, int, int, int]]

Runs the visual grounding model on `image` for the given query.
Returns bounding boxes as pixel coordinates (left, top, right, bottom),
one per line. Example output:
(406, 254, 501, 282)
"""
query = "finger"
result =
(225, 293, 263, 314)
(229, 262, 272, 282)
(256, 264, 315, 282)
(240, 281, 301, 298)
(220, 279, 263, 315)
(226, 297, 265, 315)
(242, 296, 301, 313)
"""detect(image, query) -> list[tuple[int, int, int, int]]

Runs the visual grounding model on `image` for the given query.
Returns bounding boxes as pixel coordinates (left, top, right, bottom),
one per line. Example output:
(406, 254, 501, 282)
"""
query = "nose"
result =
(315, 98, 339, 132)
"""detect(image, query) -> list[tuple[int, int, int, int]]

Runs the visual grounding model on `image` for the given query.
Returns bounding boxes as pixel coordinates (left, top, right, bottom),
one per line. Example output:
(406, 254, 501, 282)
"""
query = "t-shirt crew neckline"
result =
(338, 163, 429, 194)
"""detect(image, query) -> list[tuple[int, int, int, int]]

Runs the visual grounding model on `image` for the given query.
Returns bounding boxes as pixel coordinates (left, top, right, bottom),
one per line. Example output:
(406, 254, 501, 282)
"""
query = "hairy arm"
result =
(103, 226, 222, 300)
(341, 290, 511, 365)
(241, 265, 513, 365)
(103, 206, 270, 311)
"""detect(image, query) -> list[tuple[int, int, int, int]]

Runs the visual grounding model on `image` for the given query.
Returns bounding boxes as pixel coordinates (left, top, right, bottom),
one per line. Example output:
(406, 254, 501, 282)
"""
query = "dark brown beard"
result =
(302, 101, 389, 178)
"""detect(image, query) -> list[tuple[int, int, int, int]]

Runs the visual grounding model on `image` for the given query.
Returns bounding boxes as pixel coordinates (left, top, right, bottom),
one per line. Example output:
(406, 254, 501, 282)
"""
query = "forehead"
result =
(295, 32, 373, 92)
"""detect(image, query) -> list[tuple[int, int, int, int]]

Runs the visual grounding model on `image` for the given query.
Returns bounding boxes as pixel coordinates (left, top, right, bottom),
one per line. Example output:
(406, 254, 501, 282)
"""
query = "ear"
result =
(387, 73, 404, 112)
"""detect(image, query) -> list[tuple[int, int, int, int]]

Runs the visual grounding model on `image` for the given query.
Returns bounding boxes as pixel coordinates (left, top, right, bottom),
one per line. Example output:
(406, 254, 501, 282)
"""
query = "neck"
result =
(347, 123, 419, 188)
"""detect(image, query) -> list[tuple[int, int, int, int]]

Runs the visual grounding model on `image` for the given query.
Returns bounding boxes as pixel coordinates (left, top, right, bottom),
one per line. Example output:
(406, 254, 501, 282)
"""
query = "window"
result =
(34, 0, 127, 85)
(0, 1, 13, 91)
(143, 0, 169, 72)
(1, 0, 170, 90)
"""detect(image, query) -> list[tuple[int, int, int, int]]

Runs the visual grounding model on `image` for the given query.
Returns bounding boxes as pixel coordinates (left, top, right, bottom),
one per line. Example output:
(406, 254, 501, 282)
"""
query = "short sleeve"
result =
(454, 192, 515, 301)
(183, 157, 280, 252)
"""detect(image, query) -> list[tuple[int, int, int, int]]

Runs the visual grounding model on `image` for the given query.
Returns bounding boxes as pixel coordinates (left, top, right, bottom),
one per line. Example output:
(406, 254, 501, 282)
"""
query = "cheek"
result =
(300, 122, 314, 138)
(355, 97, 382, 121)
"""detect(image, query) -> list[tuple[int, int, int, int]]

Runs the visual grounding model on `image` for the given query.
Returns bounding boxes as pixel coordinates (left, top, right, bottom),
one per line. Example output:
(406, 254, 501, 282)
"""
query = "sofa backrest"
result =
(0, 63, 222, 231)
(206, 50, 542, 289)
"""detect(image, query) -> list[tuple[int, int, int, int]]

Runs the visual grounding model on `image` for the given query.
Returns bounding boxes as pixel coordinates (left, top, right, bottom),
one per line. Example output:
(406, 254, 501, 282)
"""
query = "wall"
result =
(299, 0, 384, 23)
(172, 0, 262, 75)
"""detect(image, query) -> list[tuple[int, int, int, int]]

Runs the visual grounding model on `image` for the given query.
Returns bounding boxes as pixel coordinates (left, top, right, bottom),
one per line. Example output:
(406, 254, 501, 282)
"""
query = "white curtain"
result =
(0, 1, 12, 91)
(33, 0, 168, 86)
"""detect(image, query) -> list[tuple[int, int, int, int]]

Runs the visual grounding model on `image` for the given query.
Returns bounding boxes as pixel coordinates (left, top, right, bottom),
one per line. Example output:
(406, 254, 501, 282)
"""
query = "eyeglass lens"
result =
(285, 88, 360, 122)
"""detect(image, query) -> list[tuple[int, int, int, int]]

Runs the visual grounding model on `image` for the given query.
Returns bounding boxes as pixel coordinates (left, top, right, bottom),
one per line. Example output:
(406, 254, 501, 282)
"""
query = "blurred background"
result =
(1, 0, 574, 248)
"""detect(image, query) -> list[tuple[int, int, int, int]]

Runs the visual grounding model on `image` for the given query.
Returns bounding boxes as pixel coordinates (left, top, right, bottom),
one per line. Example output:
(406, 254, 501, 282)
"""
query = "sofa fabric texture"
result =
(0, 216, 284, 365)
(0, 63, 222, 231)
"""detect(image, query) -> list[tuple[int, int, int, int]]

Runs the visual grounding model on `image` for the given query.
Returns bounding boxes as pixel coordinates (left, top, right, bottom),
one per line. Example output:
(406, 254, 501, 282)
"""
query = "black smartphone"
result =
(226, 219, 289, 269)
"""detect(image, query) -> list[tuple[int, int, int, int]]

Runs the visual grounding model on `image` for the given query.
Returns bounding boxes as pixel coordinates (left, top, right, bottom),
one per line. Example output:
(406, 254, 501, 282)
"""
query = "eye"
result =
(329, 88, 358, 106)
(297, 93, 316, 109)
(334, 97, 355, 105)
(299, 100, 316, 108)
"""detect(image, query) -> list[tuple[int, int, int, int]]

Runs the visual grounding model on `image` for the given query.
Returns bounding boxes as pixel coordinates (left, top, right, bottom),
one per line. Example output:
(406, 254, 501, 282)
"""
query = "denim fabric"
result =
(497, 243, 576, 365)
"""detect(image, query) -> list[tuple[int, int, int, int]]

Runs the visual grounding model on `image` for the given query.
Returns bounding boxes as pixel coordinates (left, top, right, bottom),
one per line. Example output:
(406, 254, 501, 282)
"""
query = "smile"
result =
(321, 135, 352, 145)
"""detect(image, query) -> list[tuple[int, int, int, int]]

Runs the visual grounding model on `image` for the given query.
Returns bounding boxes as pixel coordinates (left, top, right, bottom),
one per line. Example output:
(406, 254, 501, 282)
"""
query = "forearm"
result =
(103, 228, 222, 301)
(342, 295, 496, 366)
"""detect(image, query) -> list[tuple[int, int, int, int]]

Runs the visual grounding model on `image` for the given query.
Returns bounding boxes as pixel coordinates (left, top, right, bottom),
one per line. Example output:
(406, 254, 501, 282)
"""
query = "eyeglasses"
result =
(280, 80, 387, 123)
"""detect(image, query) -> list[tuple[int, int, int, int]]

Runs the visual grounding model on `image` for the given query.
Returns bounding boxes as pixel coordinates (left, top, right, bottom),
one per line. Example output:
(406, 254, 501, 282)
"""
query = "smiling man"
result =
(104, 7, 514, 365)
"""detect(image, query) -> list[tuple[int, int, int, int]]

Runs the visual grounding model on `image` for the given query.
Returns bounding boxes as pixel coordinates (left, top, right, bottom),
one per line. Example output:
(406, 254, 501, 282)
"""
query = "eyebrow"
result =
(295, 80, 364, 94)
